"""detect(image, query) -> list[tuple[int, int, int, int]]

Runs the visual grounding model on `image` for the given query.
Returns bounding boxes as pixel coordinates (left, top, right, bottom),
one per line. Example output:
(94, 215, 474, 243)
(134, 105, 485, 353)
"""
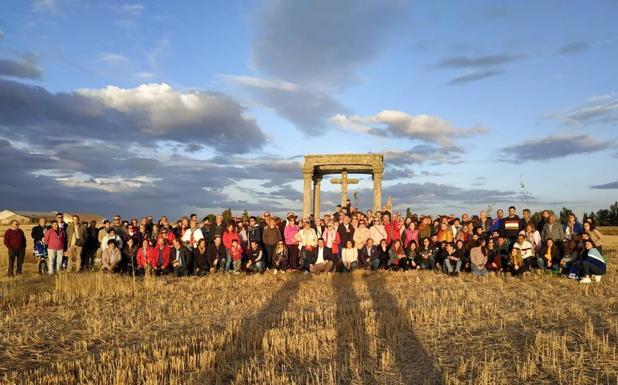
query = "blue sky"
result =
(0, 0, 617, 219)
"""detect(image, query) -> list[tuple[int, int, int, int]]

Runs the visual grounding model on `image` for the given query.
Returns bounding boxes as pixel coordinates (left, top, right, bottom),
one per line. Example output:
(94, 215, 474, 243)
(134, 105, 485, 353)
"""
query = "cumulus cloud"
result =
(500, 133, 613, 162)
(557, 41, 589, 55)
(0, 136, 302, 218)
(550, 93, 618, 124)
(239, 0, 405, 133)
(590, 181, 618, 189)
(0, 55, 43, 79)
(332, 110, 487, 146)
(0, 79, 266, 153)
(251, 0, 405, 88)
(222, 74, 347, 134)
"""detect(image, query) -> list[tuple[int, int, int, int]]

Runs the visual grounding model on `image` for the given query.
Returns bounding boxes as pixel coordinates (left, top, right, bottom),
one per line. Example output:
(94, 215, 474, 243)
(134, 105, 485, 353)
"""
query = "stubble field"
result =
(0, 230, 616, 385)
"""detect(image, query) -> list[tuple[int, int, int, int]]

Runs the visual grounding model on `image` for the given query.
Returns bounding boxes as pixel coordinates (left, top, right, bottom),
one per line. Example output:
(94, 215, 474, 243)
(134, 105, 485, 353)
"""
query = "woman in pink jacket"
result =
(284, 216, 300, 270)
(44, 220, 66, 274)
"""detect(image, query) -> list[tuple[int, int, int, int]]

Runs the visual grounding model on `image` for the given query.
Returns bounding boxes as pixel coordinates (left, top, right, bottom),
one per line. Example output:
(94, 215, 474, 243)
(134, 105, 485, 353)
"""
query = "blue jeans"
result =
(224, 249, 232, 271)
(370, 258, 380, 270)
(418, 256, 435, 270)
(443, 259, 461, 273)
(252, 261, 264, 272)
(471, 263, 488, 277)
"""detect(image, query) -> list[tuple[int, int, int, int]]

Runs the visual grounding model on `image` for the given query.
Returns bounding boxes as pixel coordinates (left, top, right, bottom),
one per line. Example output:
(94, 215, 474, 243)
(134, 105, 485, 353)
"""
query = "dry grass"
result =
(0, 237, 616, 385)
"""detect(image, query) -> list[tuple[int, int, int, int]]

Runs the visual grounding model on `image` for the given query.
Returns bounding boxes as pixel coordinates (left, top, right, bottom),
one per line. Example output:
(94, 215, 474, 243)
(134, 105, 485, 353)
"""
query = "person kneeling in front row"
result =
(578, 240, 606, 284)
(305, 238, 333, 274)
(101, 239, 122, 273)
(247, 240, 265, 273)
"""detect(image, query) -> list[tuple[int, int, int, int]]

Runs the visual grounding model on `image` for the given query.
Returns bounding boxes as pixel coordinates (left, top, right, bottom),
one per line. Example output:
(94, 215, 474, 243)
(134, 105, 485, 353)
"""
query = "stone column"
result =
(313, 176, 321, 219)
(303, 170, 313, 219)
(373, 169, 383, 213)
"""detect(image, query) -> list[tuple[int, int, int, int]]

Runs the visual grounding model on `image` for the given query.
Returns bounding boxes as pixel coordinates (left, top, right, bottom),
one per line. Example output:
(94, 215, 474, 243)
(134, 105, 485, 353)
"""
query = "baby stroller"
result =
(34, 241, 48, 274)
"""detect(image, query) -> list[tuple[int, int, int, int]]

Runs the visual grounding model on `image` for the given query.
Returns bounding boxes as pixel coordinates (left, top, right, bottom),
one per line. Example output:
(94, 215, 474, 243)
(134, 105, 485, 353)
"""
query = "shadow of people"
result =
(333, 273, 381, 384)
(191, 274, 311, 384)
(364, 273, 443, 384)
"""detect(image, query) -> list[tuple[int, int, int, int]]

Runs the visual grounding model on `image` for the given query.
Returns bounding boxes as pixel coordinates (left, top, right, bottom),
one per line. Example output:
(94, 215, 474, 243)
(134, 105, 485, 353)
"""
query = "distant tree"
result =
(222, 208, 233, 223)
(405, 207, 413, 218)
(559, 207, 572, 224)
(241, 209, 249, 222)
(206, 214, 216, 223)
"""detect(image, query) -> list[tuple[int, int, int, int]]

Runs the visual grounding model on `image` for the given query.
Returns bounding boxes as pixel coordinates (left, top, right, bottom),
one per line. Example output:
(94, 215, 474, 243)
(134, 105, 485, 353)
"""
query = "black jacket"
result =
(193, 247, 209, 272)
(31, 225, 49, 243)
(359, 245, 380, 267)
(206, 243, 226, 268)
(248, 225, 262, 244)
(337, 223, 355, 246)
(307, 246, 333, 265)
(208, 222, 226, 243)
(171, 246, 193, 276)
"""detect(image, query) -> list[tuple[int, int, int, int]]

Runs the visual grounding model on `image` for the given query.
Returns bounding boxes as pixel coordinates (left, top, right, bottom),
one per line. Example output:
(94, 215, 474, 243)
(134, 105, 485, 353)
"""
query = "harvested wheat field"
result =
(0, 241, 616, 385)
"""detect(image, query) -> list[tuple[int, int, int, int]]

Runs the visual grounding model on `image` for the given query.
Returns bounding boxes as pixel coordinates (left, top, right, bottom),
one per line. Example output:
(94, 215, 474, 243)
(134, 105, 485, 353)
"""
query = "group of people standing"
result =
(3, 205, 608, 284)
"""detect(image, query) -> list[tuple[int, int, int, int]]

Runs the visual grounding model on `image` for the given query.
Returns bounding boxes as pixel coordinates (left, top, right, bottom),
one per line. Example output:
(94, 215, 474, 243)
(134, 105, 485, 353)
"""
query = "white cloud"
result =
(33, 0, 57, 13)
(119, 4, 145, 16)
(97, 52, 131, 67)
(551, 93, 618, 124)
(332, 110, 487, 146)
(147, 38, 170, 67)
(219, 74, 298, 92)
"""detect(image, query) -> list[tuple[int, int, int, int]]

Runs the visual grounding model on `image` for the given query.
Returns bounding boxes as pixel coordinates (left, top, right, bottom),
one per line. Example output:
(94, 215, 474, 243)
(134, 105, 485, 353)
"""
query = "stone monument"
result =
(302, 154, 384, 219)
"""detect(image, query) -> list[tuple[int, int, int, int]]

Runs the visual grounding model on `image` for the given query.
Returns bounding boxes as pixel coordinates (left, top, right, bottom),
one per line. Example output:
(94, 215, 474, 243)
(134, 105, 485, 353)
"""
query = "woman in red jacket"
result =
(136, 238, 152, 274)
(222, 223, 241, 271)
(148, 237, 171, 275)
(44, 220, 66, 275)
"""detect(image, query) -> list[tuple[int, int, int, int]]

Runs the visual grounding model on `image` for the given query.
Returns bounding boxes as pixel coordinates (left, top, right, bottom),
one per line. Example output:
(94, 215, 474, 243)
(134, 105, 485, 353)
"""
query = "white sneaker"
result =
(591, 275, 602, 282)
(579, 277, 592, 284)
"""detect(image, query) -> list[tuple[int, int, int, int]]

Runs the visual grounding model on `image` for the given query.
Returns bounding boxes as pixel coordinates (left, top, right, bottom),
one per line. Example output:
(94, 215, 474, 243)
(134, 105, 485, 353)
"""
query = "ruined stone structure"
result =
(302, 154, 384, 219)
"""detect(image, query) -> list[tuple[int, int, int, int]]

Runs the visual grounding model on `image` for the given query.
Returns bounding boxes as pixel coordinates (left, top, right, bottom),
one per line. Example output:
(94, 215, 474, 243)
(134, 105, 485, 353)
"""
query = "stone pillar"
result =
(303, 170, 313, 219)
(373, 169, 383, 213)
(313, 177, 321, 219)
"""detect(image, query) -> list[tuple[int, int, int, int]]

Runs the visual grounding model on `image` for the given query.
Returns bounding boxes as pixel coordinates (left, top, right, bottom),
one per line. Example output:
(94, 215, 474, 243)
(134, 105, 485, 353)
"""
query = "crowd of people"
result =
(3, 202, 608, 283)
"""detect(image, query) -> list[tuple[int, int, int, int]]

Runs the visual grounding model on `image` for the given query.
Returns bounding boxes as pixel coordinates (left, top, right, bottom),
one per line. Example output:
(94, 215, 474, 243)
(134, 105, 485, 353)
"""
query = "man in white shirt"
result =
(512, 233, 535, 267)
(182, 219, 204, 250)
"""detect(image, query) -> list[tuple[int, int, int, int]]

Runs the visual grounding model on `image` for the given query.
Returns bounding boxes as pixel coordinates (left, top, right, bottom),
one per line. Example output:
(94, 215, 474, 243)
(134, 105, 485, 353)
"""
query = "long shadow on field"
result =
(192, 273, 310, 385)
(364, 273, 443, 385)
(333, 273, 381, 384)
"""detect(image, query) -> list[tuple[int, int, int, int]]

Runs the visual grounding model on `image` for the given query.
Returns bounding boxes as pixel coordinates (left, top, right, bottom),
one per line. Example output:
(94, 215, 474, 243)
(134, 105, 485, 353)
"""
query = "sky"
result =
(0, 0, 617, 220)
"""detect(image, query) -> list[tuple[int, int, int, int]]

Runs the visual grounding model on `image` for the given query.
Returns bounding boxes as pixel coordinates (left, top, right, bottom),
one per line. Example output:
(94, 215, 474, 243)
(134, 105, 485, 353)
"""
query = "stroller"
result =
(34, 241, 48, 274)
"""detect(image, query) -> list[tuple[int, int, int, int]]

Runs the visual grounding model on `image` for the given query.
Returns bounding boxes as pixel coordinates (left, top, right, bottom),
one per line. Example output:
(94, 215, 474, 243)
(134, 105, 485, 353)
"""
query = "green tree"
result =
(222, 208, 233, 223)
(405, 207, 413, 218)
(559, 207, 572, 224)
(206, 214, 216, 223)
(241, 209, 249, 222)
